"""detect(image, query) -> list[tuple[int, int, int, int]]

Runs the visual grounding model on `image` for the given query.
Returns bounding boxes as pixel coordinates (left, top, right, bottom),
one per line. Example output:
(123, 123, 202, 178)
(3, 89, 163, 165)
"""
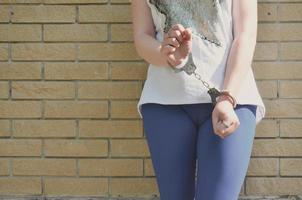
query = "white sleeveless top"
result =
(137, 0, 266, 124)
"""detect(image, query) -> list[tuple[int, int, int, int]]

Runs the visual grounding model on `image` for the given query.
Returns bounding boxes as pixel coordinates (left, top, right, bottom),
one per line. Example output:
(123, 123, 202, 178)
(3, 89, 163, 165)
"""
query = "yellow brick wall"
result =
(0, 0, 301, 198)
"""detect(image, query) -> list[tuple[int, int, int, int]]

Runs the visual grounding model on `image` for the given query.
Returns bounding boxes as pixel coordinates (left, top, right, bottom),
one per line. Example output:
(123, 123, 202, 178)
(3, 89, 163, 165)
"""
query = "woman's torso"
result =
(137, 0, 266, 124)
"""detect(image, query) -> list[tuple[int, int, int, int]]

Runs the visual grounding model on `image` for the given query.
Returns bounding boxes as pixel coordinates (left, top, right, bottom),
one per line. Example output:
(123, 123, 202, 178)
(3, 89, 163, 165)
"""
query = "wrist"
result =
(172, 54, 189, 69)
(217, 90, 237, 108)
(166, 54, 189, 69)
(217, 95, 233, 106)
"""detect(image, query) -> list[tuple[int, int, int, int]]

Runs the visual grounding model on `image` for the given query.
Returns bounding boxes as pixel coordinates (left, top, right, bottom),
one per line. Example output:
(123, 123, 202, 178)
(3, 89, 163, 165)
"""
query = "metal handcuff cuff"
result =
(165, 33, 237, 128)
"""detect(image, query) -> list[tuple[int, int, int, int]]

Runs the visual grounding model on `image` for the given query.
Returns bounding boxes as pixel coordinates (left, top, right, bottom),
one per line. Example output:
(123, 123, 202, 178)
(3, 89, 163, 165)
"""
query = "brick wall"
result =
(0, 0, 301, 199)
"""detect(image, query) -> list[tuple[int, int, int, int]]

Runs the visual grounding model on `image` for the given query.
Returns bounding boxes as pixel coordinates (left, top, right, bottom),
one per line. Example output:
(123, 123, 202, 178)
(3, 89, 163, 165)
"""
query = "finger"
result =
(170, 24, 185, 43)
(212, 111, 222, 137)
(171, 23, 186, 36)
(166, 37, 180, 48)
(161, 44, 176, 55)
(183, 27, 193, 41)
(221, 120, 239, 137)
(215, 111, 228, 134)
(167, 54, 181, 66)
(216, 120, 227, 136)
(222, 119, 238, 136)
(216, 125, 225, 139)
(167, 29, 183, 44)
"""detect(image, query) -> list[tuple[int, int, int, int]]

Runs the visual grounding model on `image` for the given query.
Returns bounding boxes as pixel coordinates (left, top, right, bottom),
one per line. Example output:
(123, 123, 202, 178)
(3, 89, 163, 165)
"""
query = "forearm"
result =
(222, 35, 257, 98)
(134, 33, 170, 67)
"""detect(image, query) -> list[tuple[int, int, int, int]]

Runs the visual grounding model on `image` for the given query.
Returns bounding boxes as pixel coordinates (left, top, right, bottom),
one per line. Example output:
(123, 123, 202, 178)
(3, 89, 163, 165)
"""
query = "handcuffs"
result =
(164, 31, 238, 129)
(166, 52, 237, 109)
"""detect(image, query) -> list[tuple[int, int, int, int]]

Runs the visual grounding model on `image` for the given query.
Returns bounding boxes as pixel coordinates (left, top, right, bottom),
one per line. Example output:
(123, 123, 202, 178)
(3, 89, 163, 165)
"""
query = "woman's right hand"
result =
(160, 24, 193, 67)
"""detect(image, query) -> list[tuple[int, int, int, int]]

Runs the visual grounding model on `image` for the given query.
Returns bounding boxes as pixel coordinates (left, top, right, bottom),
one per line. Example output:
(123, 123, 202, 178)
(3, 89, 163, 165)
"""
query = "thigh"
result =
(141, 103, 198, 200)
(195, 104, 257, 200)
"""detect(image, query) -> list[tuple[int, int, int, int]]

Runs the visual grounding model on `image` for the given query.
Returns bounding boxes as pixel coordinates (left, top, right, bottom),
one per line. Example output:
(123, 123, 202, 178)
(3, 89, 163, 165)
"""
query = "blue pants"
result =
(141, 103, 257, 200)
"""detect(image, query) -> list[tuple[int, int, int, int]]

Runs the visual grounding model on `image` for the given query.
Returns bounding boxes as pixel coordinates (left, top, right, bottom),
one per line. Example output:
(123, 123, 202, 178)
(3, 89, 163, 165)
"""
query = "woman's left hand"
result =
(211, 97, 240, 139)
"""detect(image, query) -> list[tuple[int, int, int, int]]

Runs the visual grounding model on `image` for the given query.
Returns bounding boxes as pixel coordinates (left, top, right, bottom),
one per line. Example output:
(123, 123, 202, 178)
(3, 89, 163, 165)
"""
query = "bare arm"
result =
(221, 0, 258, 98)
(131, 0, 169, 67)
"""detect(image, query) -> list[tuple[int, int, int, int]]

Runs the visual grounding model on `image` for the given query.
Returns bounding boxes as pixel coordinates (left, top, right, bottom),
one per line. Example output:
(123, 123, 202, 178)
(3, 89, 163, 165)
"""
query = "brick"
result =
(280, 158, 302, 176)
(0, 159, 9, 175)
(11, 5, 75, 23)
(79, 120, 143, 138)
(0, 81, 9, 98)
(264, 99, 302, 118)
(13, 120, 76, 137)
(280, 119, 302, 137)
(78, 158, 143, 176)
(0, 177, 41, 195)
(110, 139, 149, 157)
(44, 100, 108, 118)
(44, 62, 108, 80)
(144, 158, 155, 176)
(0, 120, 10, 137)
(280, 80, 302, 98)
(12, 43, 77, 61)
(11, 81, 75, 99)
(0, 24, 41, 42)
(44, 177, 108, 195)
(77, 81, 141, 99)
(246, 177, 302, 195)
(0, 139, 41, 156)
(111, 24, 133, 41)
(257, 23, 280, 41)
(280, 42, 302, 60)
(0, 6, 10, 22)
(257, 23, 302, 41)
(252, 138, 302, 157)
(256, 80, 277, 98)
(279, 23, 302, 41)
(110, 177, 158, 197)
(254, 42, 278, 60)
(78, 43, 141, 61)
(279, 3, 302, 21)
(111, 0, 130, 3)
(0, 62, 41, 80)
(253, 61, 302, 80)
(12, 158, 76, 176)
(79, 5, 131, 22)
(247, 158, 278, 176)
(44, 139, 108, 157)
(0, 100, 41, 118)
(44, 0, 107, 4)
(110, 100, 140, 118)
(0, 0, 42, 3)
(258, 3, 277, 22)
(44, 24, 108, 42)
(110, 62, 147, 80)
(0, 44, 9, 61)
(255, 119, 279, 138)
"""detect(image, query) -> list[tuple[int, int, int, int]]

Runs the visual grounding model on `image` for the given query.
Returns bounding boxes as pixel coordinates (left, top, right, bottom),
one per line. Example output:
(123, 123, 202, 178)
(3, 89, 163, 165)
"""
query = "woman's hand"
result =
(160, 24, 193, 67)
(212, 96, 240, 139)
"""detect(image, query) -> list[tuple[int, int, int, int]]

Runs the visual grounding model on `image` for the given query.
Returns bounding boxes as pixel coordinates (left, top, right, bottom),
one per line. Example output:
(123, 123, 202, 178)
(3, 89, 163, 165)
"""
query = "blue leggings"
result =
(141, 103, 257, 200)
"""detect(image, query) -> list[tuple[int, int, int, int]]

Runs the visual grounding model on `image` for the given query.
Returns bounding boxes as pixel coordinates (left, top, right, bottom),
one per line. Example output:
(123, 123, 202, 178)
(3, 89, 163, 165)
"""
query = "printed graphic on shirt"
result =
(148, 0, 222, 47)
(148, 0, 224, 75)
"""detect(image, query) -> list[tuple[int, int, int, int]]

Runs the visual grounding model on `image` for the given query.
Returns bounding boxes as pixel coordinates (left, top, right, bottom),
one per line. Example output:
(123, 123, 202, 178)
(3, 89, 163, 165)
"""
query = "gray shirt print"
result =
(149, 0, 223, 47)
(148, 0, 224, 74)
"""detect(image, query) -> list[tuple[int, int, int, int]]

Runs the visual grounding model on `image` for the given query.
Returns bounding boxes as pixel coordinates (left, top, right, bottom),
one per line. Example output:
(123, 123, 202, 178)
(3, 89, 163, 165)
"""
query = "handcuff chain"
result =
(168, 55, 223, 106)
(192, 71, 211, 90)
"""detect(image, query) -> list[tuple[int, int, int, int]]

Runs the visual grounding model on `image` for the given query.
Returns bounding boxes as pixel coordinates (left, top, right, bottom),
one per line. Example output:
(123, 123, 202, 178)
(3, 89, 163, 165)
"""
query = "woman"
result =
(131, 0, 266, 200)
